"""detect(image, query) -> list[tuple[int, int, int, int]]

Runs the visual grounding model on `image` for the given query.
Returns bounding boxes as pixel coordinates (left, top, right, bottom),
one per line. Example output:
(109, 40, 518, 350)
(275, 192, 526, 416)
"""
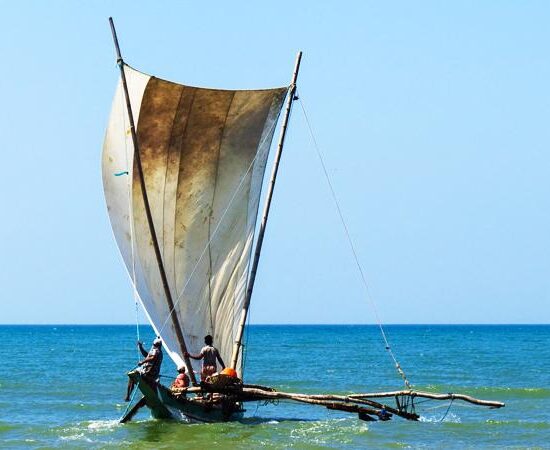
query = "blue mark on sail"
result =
(114, 171, 129, 176)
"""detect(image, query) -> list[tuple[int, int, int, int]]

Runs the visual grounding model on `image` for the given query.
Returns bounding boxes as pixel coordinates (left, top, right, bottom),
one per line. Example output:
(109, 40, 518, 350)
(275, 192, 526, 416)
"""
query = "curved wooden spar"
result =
(183, 384, 504, 408)
(348, 390, 505, 408)
(179, 383, 504, 422)
(108, 17, 197, 385)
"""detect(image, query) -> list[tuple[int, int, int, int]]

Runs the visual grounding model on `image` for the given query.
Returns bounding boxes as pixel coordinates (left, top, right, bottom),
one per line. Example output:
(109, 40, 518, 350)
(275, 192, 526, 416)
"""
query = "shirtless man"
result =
(185, 335, 225, 381)
(171, 365, 190, 389)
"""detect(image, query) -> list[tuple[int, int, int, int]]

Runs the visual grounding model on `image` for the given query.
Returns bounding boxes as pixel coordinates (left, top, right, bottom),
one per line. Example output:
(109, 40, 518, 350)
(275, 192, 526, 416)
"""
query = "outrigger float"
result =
(120, 372, 504, 424)
(102, 18, 504, 424)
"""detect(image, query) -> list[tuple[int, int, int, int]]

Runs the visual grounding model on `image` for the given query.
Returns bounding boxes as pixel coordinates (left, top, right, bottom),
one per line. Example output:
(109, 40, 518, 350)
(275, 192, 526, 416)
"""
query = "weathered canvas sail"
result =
(103, 65, 288, 374)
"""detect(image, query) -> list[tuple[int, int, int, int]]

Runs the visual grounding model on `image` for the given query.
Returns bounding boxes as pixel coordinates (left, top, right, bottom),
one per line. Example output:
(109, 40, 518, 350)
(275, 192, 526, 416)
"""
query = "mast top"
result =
(109, 17, 124, 65)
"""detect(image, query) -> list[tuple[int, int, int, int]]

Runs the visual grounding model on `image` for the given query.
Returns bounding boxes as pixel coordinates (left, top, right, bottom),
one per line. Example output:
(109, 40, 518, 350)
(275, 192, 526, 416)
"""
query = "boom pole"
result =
(108, 17, 197, 385)
(231, 51, 303, 370)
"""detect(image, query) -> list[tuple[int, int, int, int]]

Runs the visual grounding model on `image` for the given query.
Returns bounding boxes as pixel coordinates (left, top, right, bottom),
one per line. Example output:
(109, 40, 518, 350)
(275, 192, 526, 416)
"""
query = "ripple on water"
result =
(1, 325, 548, 448)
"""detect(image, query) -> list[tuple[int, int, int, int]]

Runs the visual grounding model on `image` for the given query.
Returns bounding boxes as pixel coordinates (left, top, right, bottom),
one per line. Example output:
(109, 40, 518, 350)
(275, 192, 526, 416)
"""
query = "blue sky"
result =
(1, 1, 548, 324)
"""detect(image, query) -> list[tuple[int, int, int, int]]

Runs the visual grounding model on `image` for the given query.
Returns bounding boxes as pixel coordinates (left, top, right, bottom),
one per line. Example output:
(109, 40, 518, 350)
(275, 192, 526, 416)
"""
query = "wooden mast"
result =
(231, 51, 303, 370)
(108, 17, 197, 385)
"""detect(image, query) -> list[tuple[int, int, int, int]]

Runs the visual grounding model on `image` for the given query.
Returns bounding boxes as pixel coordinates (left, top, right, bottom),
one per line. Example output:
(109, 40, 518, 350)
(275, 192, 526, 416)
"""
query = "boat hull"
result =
(130, 371, 244, 423)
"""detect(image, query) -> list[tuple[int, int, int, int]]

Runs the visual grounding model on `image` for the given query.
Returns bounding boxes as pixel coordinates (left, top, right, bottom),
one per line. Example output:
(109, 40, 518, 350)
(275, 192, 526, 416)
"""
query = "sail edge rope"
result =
(121, 87, 141, 354)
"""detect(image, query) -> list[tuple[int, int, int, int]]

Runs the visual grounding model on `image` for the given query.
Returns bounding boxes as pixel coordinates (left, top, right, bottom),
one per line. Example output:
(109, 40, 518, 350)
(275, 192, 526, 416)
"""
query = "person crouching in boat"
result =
(171, 365, 190, 389)
(125, 337, 163, 401)
(185, 335, 225, 381)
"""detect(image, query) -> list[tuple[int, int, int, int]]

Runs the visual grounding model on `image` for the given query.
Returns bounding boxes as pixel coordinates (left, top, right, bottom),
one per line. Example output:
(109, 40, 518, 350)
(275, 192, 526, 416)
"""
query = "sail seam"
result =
(158, 116, 280, 335)
(173, 89, 198, 298)
(162, 84, 186, 291)
(207, 91, 236, 337)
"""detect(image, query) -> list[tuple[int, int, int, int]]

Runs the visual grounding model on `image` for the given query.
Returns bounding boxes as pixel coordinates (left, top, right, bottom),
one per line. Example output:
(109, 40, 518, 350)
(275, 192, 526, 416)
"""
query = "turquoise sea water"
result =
(0, 325, 548, 448)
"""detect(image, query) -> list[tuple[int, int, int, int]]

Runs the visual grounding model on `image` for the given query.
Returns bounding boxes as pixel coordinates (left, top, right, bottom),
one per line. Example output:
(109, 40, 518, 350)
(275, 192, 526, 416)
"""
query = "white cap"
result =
(153, 337, 162, 346)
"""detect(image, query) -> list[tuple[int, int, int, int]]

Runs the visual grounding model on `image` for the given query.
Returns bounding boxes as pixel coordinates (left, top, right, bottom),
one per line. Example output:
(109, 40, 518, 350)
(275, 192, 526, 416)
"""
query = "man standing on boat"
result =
(125, 337, 163, 401)
(185, 335, 225, 381)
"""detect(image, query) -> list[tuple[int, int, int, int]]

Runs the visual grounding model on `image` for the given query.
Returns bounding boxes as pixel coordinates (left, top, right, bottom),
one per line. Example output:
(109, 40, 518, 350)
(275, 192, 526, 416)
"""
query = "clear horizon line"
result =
(0, 322, 548, 326)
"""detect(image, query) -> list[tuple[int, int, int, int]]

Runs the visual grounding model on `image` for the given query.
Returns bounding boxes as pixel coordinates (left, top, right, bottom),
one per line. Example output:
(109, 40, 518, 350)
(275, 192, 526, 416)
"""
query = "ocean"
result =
(0, 325, 548, 448)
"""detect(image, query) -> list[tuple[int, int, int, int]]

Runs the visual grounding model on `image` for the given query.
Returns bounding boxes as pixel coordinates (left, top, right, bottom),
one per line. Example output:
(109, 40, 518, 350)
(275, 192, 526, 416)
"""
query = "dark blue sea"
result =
(0, 325, 548, 448)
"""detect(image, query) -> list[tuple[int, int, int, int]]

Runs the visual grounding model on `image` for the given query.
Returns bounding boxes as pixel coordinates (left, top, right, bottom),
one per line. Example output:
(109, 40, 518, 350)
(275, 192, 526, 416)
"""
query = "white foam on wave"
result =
(60, 433, 93, 443)
(419, 412, 461, 423)
(57, 419, 120, 446)
(288, 417, 370, 446)
(166, 406, 192, 423)
(87, 419, 120, 431)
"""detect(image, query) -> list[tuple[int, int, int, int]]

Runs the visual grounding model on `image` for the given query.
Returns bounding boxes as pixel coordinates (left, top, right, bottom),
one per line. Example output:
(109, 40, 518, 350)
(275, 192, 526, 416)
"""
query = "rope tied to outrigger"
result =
(439, 396, 455, 422)
(297, 93, 412, 390)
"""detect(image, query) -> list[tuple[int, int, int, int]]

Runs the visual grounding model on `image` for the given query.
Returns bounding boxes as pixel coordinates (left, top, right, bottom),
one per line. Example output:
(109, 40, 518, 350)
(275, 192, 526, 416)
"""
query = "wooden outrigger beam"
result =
(347, 390, 505, 408)
(179, 383, 504, 422)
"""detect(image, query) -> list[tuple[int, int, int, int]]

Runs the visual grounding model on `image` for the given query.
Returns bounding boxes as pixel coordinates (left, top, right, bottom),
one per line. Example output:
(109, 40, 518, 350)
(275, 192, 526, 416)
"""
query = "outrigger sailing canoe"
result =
(102, 18, 504, 423)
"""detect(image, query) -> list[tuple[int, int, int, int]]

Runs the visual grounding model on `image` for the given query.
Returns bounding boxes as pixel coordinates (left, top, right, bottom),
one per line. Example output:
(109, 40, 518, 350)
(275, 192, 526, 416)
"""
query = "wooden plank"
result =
(231, 51, 303, 370)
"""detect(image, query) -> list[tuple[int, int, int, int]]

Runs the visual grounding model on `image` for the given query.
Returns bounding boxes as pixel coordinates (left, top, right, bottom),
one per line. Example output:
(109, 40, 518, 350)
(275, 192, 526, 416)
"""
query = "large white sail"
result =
(102, 65, 288, 374)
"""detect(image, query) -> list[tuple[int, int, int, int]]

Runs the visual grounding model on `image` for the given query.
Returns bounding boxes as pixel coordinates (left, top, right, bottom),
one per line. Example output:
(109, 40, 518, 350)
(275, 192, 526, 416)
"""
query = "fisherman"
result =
(184, 335, 225, 381)
(125, 337, 163, 401)
(171, 365, 190, 389)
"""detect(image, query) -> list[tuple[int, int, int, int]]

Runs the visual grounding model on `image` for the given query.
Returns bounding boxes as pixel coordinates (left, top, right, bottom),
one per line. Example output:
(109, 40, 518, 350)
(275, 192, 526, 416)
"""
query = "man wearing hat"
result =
(125, 337, 163, 401)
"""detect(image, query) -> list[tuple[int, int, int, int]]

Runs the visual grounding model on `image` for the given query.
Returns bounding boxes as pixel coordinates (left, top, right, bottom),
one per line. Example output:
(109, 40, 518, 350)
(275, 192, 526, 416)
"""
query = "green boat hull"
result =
(129, 371, 244, 423)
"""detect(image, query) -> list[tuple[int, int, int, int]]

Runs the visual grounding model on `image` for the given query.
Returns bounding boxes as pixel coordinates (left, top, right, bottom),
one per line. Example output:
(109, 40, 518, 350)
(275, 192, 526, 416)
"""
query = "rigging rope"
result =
(241, 300, 252, 376)
(439, 397, 454, 422)
(157, 114, 281, 335)
(297, 93, 412, 389)
(121, 92, 141, 354)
